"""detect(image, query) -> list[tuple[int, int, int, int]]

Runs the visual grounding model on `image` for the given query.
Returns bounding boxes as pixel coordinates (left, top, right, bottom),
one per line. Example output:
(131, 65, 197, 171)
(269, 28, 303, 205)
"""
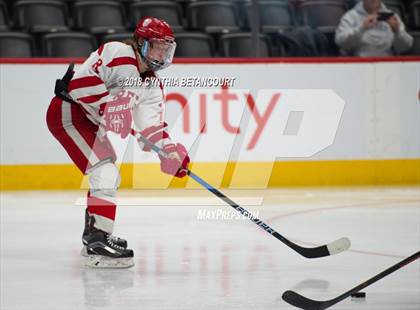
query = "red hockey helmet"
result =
(134, 17, 176, 71)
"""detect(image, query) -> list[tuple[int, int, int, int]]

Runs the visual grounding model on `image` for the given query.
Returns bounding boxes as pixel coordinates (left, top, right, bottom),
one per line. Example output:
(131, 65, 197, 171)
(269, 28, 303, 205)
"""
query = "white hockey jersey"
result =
(67, 41, 170, 149)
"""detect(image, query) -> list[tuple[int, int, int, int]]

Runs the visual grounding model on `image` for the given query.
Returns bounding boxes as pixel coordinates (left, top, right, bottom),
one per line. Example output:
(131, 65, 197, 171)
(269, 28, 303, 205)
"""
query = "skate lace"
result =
(109, 235, 122, 243)
(106, 234, 124, 250)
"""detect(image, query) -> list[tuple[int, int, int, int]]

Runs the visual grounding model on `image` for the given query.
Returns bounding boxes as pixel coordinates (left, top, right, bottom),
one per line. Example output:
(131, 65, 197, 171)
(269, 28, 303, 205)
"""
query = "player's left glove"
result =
(159, 143, 190, 178)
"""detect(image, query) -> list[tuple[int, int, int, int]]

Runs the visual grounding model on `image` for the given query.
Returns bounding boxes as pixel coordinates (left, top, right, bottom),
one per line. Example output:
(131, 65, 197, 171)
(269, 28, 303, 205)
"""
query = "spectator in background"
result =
(335, 0, 413, 56)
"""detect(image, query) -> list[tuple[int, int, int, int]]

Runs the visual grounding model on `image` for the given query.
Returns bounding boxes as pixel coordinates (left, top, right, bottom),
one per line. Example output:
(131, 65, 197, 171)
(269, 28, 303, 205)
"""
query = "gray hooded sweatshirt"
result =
(335, 2, 413, 56)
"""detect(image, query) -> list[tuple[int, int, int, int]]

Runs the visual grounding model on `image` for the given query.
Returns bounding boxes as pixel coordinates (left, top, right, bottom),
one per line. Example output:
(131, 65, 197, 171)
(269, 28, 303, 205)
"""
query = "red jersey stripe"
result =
(98, 44, 105, 56)
(68, 76, 104, 92)
(141, 123, 167, 138)
(143, 131, 169, 151)
(78, 91, 109, 104)
(106, 57, 137, 68)
(149, 131, 169, 143)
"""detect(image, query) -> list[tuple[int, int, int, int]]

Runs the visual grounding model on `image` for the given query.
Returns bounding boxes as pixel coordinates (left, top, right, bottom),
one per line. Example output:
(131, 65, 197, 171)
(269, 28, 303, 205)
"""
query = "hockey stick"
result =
(133, 131, 351, 259)
(282, 250, 420, 309)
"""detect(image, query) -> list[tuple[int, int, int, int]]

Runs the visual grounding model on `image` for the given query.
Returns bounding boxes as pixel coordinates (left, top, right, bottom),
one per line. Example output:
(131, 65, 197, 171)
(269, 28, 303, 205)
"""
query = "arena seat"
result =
(187, 1, 241, 34)
(174, 32, 215, 57)
(14, 0, 69, 33)
(300, 0, 347, 28)
(220, 32, 271, 57)
(73, 1, 126, 34)
(42, 32, 97, 57)
(410, 0, 420, 29)
(245, 1, 294, 33)
(407, 31, 420, 55)
(0, 32, 34, 56)
(0, 0, 9, 31)
(130, 1, 184, 32)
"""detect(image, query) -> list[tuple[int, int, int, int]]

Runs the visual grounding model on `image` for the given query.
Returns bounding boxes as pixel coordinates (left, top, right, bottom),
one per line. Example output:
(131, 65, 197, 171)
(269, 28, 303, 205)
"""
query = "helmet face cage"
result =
(139, 38, 176, 71)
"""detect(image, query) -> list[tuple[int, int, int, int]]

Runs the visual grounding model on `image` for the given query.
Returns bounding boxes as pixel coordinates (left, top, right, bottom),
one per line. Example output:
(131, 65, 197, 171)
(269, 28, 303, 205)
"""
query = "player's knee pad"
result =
(88, 162, 121, 198)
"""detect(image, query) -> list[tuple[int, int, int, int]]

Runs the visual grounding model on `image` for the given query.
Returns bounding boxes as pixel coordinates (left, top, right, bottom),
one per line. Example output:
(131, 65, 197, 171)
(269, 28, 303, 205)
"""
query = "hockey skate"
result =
(82, 211, 134, 268)
(81, 209, 128, 257)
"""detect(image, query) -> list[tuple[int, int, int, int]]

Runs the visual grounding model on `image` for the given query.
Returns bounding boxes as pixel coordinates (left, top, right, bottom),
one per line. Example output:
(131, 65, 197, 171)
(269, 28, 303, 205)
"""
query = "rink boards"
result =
(0, 58, 419, 189)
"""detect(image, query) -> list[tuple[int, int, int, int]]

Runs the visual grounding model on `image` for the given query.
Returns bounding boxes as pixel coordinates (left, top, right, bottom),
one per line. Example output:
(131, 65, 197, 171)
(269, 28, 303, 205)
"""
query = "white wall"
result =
(1, 61, 419, 165)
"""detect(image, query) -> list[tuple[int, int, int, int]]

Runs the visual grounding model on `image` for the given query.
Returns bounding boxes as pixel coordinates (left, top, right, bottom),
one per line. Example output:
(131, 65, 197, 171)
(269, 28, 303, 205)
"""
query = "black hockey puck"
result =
(351, 292, 366, 298)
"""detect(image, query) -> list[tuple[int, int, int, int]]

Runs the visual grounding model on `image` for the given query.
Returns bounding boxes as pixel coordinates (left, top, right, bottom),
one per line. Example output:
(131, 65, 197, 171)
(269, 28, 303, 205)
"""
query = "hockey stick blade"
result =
(282, 250, 420, 309)
(282, 291, 326, 310)
(293, 237, 351, 259)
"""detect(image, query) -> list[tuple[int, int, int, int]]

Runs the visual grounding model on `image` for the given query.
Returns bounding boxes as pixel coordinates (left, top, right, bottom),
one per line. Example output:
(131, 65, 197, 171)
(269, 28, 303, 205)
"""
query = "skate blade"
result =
(80, 246, 88, 257)
(85, 255, 134, 269)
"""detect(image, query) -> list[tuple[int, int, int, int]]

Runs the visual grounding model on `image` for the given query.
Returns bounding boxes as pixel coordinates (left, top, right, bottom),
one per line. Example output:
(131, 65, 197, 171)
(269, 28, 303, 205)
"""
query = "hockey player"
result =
(46, 17, 190, 268)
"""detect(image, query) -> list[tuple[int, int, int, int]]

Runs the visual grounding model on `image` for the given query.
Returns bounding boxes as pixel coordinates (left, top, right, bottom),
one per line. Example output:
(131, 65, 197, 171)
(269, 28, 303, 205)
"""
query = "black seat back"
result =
(187, 1, 240, 32)
(220, 33, 271, 57)
(42, 32, 97, 57)
(130, 1, 183, 28)
(301, 0, 346, 27)
(174, 33, 215, 57)
(0, 32, 34, 57)
(246, 1, 294, 30)
(0, 1, 8, 30)
(14, 0, 68, 32)
(410, 0, 420, 29)
(74, 1, 125, 33)
(407, 31, 420, 55)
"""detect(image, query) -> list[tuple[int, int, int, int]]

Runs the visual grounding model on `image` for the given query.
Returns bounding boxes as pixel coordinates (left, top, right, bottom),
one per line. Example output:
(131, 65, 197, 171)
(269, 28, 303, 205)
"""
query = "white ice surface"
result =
(1, 187, 419, 310)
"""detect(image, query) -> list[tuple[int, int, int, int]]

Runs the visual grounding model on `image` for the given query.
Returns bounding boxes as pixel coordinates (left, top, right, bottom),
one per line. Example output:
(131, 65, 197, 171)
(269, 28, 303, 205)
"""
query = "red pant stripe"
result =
(87, 195, 116, 221)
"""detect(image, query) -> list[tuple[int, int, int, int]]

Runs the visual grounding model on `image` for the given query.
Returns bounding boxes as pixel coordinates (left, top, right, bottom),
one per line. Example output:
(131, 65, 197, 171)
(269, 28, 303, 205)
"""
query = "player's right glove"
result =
(99, 90, 137, 139)
(159, 143, 190, 178)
